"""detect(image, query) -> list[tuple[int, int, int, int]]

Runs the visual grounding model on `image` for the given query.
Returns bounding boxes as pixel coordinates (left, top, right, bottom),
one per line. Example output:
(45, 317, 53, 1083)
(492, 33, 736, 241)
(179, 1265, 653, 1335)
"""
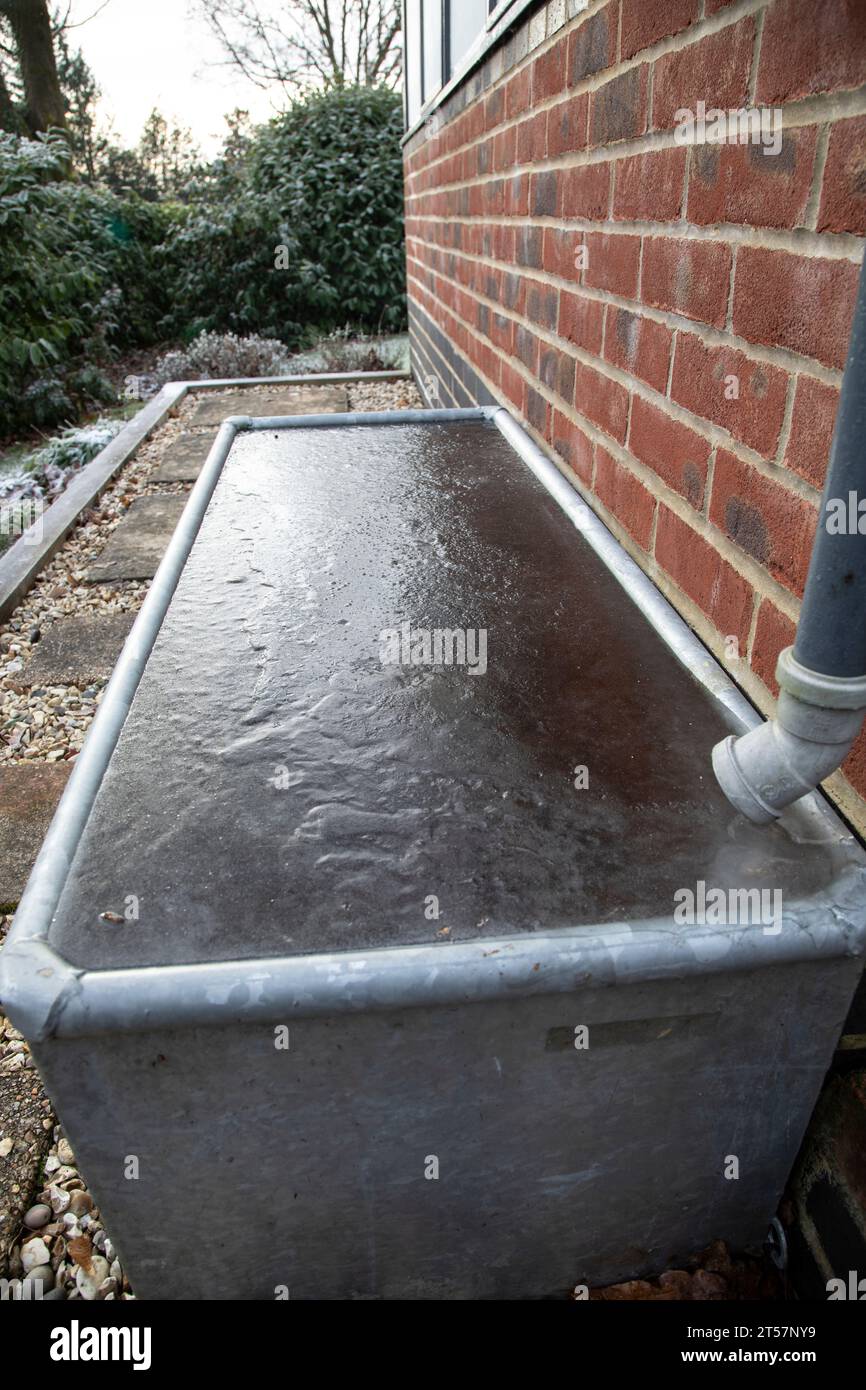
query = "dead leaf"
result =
(68, 1234, 93, 1273)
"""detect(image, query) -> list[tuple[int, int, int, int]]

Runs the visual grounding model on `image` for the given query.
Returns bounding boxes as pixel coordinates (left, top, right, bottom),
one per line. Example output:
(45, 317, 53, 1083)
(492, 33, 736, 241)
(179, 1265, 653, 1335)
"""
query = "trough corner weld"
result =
(0, 938, 84, 1043)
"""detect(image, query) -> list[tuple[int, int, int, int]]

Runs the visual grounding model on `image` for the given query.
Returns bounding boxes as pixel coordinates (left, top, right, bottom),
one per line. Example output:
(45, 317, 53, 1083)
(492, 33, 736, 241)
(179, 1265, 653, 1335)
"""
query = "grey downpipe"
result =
(713, 254, 866, 823)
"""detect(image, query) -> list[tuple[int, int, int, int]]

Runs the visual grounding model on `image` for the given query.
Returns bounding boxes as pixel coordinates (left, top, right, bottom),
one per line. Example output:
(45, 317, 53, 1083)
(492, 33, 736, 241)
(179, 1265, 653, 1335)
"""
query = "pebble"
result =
(23, 1203, 51, 1230)
(75, 1255, 110, 1301)
(48, 1183, 71, 1215)
(22, 1265, 55, 1294)
(21, 1237, 50, 1273)
(68, 1190, 93, 1216)
(0, 1136, 13, 1157)
(57, 1137, 75, 1166)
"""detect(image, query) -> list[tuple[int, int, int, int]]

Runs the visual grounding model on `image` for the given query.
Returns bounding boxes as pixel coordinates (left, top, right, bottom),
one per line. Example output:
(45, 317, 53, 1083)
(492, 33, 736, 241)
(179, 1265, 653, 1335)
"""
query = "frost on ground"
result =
(0, 419, 125, 510)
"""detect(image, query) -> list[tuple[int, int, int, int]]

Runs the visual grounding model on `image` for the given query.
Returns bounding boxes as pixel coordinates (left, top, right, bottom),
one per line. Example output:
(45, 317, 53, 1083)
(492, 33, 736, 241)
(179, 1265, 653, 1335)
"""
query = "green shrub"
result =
(1, 87, 407, 436)
(0, 133, 171, 435)
(159, 86, 406, 344)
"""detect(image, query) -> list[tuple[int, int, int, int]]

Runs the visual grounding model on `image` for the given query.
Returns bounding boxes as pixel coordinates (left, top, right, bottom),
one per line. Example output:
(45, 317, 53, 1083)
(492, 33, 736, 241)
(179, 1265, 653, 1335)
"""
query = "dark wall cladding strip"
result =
(409, 301, 493, 410)
(410, 318, 476, 409)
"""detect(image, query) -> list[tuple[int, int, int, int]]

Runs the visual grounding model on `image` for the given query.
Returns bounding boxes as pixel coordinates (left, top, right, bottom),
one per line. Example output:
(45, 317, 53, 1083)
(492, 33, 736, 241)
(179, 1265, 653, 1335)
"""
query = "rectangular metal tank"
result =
(2, 407, 864, 1300)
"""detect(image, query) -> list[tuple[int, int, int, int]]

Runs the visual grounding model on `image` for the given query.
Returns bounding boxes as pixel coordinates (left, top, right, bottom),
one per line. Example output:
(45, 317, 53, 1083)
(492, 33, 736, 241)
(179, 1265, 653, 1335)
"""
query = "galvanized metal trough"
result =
(2, 407, 864, 1300)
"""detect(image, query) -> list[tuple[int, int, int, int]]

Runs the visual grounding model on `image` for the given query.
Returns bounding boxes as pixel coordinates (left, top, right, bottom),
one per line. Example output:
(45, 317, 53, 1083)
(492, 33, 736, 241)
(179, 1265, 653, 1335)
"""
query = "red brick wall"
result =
(404, 0, 866, 831)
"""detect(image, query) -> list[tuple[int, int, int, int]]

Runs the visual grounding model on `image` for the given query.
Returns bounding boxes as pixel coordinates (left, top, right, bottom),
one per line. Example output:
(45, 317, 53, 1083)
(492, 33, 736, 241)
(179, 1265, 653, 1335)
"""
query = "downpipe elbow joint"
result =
(713, 648, 866, 824)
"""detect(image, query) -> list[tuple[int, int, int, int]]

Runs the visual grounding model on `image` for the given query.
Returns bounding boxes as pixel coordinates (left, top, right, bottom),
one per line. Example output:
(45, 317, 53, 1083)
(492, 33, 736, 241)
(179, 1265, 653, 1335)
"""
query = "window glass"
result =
(405, 0, 423, 126)
(449, 0, 487, 77)
(423, 0, 443, 104)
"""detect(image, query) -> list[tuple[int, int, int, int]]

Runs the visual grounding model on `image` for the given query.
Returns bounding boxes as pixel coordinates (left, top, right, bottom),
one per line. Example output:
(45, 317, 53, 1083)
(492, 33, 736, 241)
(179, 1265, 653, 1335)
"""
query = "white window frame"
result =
(403, 0, 543, 140)
(486, 0, 523, 28)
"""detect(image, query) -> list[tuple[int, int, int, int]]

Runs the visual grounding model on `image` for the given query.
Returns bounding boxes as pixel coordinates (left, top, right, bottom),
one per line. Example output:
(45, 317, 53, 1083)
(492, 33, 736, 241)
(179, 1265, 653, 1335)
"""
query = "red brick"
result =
(514, 324, 540, 373)
(733, 248, 859, 371)
(642, 237, 732, 327)
(784, 376, 839, 490)
(526, 282, 560, 331)
(818, 115, 866, 236)
(842, 726, 866, 799)
(515, 225, 544, 269)
(688, 128, 818, 230)
(552, 410, 594, 484)
(540, 345, 576, 404)
(589, 65, 648, 147)
(653, 18, 755, 129)
(573, 362, 630, 443)
(506, 67, 532, 119)
(526, 386, 551, 437)
(709, 449, 818, 596)
(547, 94, 588, 157)
(621, 0, 700, 61)
(751, 600, 797, 697)
(629, 396, 711, 508)
(595, 446, 656, 549)
(613, 147, 687, 223)
(560, 162, 611, 221)
(670, 332, 789, 455)
(568, 6, 616, 86)
(504, 174, 530, 216)
(484, 87, 506, 132)
(489, 310, 515, 355)
(492, 125, 517, 173)
(532, 37, 568, 103)
(500, 361, 526, 412)
(559, 291, 605, 355)
(516, 111, 548, 164)
(655, 506, 754, 646)
(543, 227, 583, 282)
(756, 0, 866, 104)
(531, 169, 560, 217)
(584, 232, 641, 298)
(604, 307, 673, 394)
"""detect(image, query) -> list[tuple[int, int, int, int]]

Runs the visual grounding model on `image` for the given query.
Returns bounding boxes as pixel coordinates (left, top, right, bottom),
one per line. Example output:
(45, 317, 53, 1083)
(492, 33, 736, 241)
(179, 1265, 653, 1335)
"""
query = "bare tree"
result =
(0, 0, 67, 133)
(192, 0, 402, 93)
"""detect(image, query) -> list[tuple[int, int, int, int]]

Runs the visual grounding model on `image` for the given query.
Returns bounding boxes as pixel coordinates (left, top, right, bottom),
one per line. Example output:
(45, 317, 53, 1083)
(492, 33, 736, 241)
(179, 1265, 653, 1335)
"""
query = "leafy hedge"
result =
(0, 133, 172, 433)
(0, 86, 406, 436)
(160, 86, 406, 342)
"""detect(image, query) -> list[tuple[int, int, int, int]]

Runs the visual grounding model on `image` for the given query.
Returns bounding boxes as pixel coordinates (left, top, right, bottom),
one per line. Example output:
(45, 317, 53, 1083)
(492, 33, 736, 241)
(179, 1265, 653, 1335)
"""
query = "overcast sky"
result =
(65, 0, 287, 153)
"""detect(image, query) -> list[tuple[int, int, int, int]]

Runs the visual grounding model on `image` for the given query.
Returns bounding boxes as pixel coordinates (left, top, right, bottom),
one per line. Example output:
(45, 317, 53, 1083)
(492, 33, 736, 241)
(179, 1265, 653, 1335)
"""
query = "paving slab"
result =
(189, 387, 349, 427)
(20, 613, 136, 688)
(150, 432, 215, 484)
(86, 495, 188, 583)
(0, 764, 71, 910)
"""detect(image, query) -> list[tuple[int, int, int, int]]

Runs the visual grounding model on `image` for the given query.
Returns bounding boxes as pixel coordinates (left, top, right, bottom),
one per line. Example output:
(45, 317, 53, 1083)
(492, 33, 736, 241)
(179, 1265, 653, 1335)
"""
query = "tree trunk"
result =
(0, 62, 24, 134)
(0, 0, 67, 134)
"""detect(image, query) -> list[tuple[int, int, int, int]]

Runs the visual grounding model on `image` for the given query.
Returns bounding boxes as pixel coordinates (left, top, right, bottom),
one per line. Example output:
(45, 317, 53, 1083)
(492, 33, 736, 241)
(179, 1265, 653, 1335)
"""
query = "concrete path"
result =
(189, 386, 348, 427)
(21, 613, 136, 688)
(0, 764, 71, 911)
(149, 433, 213, 484)
(86, 495, 188, 583)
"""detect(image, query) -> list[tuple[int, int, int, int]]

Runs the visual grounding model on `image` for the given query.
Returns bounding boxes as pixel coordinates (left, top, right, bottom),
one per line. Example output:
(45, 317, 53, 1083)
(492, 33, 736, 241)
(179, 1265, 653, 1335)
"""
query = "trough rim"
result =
(0, 370, 412, 624)
(2, 406, 864, 1042)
